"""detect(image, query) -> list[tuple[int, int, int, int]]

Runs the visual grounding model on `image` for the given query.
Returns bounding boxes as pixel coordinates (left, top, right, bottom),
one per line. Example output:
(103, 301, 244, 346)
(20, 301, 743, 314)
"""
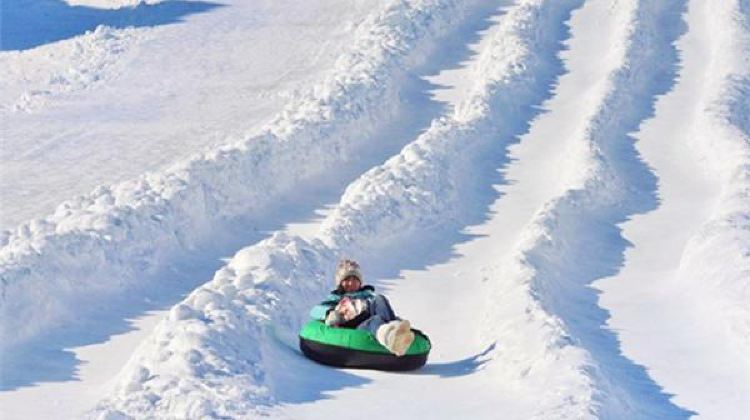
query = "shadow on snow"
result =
(416, 343, 495, 378)
(1, 0, 222, 51)
(264, 328, 372, 405)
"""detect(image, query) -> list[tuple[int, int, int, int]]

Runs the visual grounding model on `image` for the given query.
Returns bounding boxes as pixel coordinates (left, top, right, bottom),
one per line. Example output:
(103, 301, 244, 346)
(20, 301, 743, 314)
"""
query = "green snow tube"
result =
(299, 320, 431, 371)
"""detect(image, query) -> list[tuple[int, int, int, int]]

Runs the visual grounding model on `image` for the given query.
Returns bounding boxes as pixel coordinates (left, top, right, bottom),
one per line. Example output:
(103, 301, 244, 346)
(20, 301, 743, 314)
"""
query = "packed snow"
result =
(1, 0, 458, 351)
(596, 0, 750, 417)
(0, 0, 382, 229)
(1, 0, 749, 419)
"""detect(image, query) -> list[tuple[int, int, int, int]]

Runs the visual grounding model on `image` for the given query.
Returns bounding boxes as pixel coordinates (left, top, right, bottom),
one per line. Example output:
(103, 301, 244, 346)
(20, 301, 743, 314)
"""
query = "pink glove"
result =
(336, 297, 367, 322)
(336, 297, 357, 321)
(325, 309, 344, 326)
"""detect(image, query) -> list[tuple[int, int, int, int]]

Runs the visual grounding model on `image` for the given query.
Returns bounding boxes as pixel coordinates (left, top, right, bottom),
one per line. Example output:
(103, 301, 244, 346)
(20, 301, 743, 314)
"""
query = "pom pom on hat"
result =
(335, 259, 363, 288)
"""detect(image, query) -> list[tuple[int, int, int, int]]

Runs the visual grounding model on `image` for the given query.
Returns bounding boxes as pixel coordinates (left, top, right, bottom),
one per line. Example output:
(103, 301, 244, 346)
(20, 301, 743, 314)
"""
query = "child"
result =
(309, 259, 415, 356)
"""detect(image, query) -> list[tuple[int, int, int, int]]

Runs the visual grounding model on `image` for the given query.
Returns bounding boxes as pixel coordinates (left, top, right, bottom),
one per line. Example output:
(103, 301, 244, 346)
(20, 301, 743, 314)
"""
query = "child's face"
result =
(340, 276, 361, 292)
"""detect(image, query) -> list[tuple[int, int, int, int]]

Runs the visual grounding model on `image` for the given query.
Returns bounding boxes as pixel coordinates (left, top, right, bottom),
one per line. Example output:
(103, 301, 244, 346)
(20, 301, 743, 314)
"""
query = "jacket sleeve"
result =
(309, 295, 340, 320)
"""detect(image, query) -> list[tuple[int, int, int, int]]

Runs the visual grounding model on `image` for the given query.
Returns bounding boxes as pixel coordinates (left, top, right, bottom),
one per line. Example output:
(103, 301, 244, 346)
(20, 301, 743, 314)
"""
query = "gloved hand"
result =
(336, 296, 368, 321)
(325, 309, 344, 326)
(336, 297, 357, 321)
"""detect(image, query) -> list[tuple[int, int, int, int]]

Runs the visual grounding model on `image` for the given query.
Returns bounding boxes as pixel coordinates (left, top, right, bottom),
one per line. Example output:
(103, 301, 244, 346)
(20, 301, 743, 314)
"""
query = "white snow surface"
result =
(2, 0, 750, 419)
(0, 0, 376, 228)
(0, 0, 464, 351)
(596, 0, 750, 417)
(676, 0, 750, 358)
(91, 2, 596, 418)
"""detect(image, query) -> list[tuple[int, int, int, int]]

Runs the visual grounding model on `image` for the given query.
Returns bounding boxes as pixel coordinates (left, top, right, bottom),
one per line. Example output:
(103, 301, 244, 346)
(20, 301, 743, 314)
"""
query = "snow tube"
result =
(299, 320, 431, 371)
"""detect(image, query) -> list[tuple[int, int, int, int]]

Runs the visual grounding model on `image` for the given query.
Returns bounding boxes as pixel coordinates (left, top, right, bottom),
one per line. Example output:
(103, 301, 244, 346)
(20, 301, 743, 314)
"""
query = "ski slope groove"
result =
(1, 0, 749, 418)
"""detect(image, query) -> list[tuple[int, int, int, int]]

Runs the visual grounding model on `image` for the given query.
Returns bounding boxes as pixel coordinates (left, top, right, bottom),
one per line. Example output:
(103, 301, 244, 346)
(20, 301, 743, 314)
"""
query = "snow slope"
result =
(481, 0, 695, 416)
(91, 1, 602, 417)
(2, 0, 484, 414)
(0, 0, 374, 229)
(2, 0, 750, 418)
(597, 0, 750, 417)
(0, 0, 468, 352)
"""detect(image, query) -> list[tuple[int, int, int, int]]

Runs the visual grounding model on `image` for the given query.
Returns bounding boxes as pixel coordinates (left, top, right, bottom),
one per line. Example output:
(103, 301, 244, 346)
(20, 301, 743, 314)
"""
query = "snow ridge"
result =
(676, 0, 750, 356)
(0, 0, 467, 352)
(486, 0, 694, 417)
(91, 1, 586, 417)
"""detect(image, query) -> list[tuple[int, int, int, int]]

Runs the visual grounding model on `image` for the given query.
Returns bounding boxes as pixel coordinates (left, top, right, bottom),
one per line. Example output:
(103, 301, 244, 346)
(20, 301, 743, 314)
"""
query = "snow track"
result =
(426, 0, 701, 417)
(91, 1, 589, 417)
(3, 0, 750, 418)
(598, 0, 750, 417)
(481, 0, 695, 417)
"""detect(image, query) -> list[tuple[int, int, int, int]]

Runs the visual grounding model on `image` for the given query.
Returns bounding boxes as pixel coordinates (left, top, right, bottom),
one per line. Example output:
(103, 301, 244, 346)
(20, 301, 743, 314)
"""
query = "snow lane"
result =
(278, 3, 585, 415)
(91, 1, 585, 417)
(455, 2, 648, 416)
(476, 0, 695, 417)
(486, 0, 634, 262)
(1, 0, 471, 363)
(597, 0, 750, 417)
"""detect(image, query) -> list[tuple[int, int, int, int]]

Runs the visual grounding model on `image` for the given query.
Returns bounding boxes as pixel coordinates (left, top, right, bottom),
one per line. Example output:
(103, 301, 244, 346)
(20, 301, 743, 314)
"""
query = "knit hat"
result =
(335, 259, 363, 288)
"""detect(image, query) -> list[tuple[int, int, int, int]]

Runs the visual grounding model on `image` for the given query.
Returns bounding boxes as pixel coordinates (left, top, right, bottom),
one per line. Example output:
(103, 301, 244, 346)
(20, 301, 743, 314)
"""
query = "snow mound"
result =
(92, 1, 597, 417)
(93, 233, 336, 418)
(676, 0, 750, 356)
(0, 0, 467, 352)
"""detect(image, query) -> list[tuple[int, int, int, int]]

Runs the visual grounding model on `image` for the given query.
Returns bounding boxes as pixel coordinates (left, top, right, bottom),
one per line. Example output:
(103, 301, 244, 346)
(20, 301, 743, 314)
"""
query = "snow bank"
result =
(91, 1, 590, 417)
(0, 0, 466, 351)
(92, 234, 337, 418)
(676, 0, 750, 355)
(482, 0, 695, 417)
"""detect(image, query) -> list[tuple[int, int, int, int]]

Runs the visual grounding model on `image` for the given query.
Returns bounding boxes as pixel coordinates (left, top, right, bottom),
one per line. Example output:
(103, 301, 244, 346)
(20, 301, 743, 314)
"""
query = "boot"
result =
(376, 320, 415, 356)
